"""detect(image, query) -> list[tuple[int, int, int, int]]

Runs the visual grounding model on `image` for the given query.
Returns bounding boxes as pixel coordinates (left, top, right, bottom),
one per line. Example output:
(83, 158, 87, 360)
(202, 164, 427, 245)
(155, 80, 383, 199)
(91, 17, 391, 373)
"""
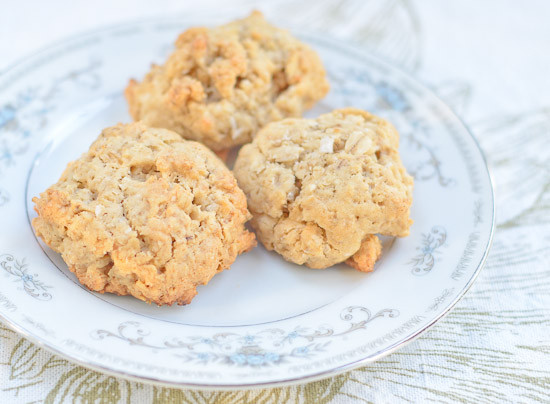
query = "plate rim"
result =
(0, 16, 496, 390)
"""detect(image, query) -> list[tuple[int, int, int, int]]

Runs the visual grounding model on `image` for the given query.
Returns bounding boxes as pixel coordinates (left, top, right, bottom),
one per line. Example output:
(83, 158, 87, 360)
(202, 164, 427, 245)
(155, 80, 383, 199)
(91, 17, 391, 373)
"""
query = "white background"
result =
(2, 0, 550, 119)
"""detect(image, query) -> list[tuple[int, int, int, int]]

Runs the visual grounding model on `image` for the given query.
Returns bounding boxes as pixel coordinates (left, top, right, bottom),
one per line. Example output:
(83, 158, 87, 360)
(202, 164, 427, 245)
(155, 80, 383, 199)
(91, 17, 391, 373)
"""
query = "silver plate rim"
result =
(0, 15, 496, 390)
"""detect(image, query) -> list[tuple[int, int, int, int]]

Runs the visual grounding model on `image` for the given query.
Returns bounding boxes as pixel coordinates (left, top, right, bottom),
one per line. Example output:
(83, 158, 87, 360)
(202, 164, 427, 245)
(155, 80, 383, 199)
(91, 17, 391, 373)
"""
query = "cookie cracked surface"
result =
(125, 11, 329, 151)
(233, 108, 413, 269)
(32, 123, 256, 305)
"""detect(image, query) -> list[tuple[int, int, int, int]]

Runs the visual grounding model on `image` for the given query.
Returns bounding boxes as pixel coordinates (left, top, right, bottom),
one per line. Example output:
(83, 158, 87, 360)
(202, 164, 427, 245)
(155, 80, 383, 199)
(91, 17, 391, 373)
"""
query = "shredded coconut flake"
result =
(230, 116, 244, 140)
(319, 136, 334, 153)
(205, 203, 218, 212)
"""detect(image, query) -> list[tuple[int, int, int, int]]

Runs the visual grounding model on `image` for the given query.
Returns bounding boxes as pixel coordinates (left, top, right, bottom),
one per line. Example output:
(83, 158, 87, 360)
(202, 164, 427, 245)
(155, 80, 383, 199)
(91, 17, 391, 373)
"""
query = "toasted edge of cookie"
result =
(345, 235, 382, 272)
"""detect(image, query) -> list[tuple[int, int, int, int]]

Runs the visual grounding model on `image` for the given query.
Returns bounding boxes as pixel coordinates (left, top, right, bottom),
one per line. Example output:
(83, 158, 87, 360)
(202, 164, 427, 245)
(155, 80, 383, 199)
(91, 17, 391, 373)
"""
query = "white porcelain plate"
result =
(0, 17, 494, 389)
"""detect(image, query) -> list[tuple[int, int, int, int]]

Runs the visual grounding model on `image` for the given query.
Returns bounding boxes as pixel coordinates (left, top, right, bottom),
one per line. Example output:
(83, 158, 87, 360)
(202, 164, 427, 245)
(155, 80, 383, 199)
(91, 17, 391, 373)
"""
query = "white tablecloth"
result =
(1, 1, 548, 402)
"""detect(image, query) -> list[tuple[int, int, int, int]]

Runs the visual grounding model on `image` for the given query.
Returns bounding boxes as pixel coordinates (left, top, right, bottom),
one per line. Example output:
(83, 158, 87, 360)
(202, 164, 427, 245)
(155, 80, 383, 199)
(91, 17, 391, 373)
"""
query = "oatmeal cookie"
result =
(233, 108, 413, 269)
(32, 123, 256, 305)
(345, 235, 383, 273)
(125, 11, 329, 151)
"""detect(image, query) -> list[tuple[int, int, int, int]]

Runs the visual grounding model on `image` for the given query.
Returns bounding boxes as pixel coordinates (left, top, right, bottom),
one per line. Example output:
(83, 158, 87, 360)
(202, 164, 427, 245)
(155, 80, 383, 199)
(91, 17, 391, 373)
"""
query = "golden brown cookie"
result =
(125, 11, 329, 151)
(345, 235, 382, 272)
(233, 108, 413, 269)
(32, 123, 256, 305)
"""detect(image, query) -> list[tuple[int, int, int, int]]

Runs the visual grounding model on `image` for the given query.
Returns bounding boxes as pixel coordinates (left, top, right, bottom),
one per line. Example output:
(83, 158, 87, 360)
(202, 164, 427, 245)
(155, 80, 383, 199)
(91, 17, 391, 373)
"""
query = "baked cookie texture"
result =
(125, 11, 329, 151)
(32, 123, 256, 305)
(345, 235, 382, 273)
(233, 108, 413, 270)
